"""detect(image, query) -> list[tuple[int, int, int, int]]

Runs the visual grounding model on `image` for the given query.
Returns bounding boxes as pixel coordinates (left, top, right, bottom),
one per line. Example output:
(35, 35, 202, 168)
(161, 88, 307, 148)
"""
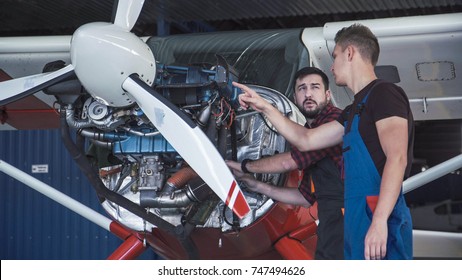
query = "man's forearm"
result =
(246, 152, 297, 174)
(373, 157, 407, 223)
(255, 180, 310, 208)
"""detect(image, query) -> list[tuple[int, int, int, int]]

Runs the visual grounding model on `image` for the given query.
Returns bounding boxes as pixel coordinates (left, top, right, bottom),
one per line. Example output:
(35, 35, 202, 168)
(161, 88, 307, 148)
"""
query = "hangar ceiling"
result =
(0, 0, 461, 36)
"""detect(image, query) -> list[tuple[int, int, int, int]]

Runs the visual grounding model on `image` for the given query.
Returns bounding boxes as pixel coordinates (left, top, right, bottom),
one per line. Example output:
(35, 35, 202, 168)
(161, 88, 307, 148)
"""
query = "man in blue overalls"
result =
(233, 23, 414, 260)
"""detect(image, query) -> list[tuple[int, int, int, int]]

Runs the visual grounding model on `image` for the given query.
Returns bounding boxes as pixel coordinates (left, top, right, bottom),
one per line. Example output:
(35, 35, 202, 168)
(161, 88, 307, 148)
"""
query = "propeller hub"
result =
(70, 22, 156, 107)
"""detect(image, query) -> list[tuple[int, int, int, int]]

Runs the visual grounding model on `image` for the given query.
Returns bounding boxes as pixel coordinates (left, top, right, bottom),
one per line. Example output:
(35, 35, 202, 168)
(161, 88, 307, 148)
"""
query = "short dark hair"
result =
(293, 66, 329, 92)
(334, 23, 380, 66)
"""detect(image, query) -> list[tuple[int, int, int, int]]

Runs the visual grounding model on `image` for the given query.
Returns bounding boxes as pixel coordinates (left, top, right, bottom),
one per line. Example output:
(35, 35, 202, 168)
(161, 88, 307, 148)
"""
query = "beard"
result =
(297, 99, 328, 119)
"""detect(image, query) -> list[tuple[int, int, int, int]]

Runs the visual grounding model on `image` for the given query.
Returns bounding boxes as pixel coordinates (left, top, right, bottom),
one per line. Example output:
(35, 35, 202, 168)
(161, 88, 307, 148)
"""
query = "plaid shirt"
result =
(290, 103, 343, 204)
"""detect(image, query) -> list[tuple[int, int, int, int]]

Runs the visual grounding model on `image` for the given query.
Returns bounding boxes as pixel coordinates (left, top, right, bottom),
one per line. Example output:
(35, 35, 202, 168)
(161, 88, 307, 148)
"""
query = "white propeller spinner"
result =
(70, 0, 155, 107)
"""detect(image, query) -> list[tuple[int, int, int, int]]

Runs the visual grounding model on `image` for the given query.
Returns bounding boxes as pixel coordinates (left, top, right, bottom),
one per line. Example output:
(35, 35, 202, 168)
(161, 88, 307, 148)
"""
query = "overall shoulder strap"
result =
(345, 79, 385, 134)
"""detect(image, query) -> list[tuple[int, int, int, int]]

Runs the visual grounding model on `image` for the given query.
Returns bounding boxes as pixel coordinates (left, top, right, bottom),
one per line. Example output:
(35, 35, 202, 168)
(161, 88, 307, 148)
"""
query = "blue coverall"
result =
(342, 87, 413, 260)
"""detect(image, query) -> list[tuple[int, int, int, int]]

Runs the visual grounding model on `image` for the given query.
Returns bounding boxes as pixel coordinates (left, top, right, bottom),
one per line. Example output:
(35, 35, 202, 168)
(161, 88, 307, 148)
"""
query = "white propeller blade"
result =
(113, 0, 145, 31)
(0, 64, 75, 106)
(122, 75, 251, 219)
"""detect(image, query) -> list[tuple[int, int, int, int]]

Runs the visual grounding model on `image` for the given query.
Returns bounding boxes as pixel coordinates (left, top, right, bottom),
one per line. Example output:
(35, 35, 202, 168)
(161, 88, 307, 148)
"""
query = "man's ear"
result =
(326, 90, 332, 103)
(347, 45, 354, 61)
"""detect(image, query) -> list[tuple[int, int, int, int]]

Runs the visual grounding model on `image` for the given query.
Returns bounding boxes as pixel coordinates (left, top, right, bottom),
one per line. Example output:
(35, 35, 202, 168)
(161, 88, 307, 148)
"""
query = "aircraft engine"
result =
(56, 58, 305, 235)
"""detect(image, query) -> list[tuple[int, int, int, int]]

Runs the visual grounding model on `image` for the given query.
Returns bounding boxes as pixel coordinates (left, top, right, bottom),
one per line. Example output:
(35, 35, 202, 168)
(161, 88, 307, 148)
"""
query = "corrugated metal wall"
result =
(2, 0, 461, 36)
(0, 129, 158, 260)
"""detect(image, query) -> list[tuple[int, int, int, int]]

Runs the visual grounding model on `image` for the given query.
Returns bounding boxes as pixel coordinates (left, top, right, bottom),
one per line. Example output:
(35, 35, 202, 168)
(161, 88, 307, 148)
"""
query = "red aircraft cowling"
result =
(142, 170, 319, 260)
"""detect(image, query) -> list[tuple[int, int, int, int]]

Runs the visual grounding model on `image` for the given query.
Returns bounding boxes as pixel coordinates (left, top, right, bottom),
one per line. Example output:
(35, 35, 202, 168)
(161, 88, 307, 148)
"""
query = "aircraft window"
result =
(147, 29, 307, 97)
(434, 204, 448, 215)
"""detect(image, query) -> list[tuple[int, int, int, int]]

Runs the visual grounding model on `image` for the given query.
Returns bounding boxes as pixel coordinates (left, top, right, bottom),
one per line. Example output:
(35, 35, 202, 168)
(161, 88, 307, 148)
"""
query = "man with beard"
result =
(227, 67, 344, 259)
